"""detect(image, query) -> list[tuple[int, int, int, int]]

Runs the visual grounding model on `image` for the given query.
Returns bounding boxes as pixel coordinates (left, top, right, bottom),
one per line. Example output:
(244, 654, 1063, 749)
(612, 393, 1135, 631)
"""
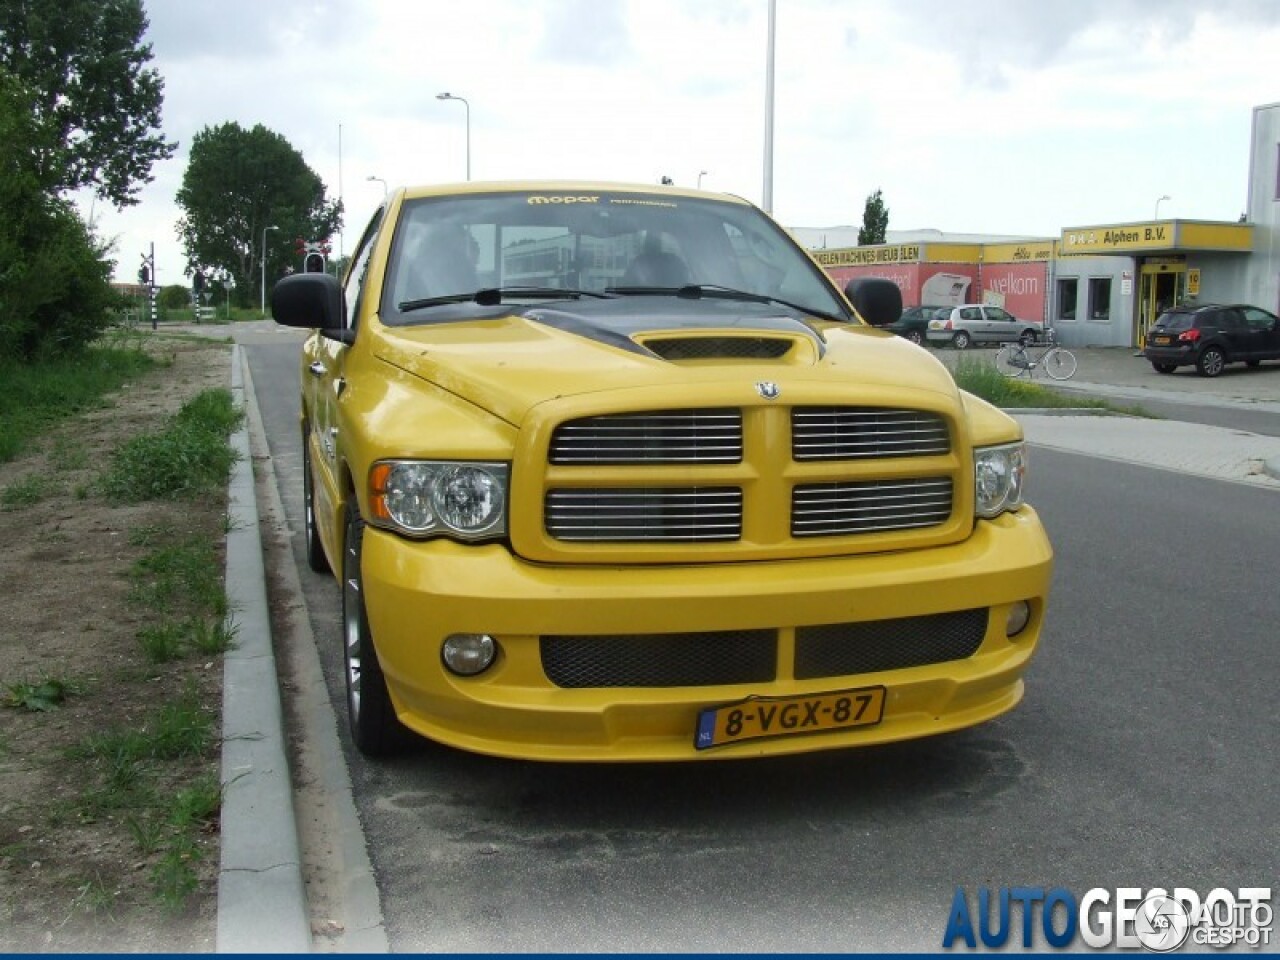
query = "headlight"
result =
(369, 460, 508, 539)
(974, 441, 1026, 519)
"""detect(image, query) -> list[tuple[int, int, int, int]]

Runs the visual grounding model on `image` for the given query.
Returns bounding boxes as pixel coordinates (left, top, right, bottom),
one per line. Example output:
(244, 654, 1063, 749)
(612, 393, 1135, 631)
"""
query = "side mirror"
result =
(843, 277, 903, 327)
(270, 273, 351, 342)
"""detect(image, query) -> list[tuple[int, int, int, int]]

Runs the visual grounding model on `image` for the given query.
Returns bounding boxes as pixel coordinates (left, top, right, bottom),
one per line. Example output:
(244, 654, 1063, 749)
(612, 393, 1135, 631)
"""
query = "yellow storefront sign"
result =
(812, 244, 921, 267)
(1186, 268, 1201, 296)
(1060, 220, 1252, 255)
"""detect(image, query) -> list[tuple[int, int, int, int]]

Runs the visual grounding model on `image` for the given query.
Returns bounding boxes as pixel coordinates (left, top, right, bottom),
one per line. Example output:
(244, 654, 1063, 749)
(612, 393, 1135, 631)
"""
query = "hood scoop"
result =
(640, 335, 799, 362)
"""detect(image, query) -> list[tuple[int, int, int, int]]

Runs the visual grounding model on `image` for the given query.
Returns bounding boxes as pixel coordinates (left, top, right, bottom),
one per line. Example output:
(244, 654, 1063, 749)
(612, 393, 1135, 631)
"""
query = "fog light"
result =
(441, 633, 497, 675)
(1005, 601, 1031, 638)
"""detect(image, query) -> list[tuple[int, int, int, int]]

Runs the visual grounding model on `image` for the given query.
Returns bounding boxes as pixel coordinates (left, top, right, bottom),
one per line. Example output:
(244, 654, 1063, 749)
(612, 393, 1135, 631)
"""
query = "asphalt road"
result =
(241, 330, 1279, 952)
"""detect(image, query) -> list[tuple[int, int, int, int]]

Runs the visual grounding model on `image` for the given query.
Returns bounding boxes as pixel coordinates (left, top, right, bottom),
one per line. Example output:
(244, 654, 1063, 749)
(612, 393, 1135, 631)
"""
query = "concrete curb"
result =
(216, 345, 312, 953)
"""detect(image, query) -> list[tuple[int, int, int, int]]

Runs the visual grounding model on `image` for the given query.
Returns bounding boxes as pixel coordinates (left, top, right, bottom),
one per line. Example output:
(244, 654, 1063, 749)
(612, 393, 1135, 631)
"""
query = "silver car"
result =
(925, 304, 1044, 349)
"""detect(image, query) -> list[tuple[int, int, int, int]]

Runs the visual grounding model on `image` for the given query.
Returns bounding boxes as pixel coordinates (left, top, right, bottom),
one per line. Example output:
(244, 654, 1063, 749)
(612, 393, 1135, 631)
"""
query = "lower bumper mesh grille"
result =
(539, 609, 990, 688)
(795, 608, 988, 680)
(541, 630, 775, 688)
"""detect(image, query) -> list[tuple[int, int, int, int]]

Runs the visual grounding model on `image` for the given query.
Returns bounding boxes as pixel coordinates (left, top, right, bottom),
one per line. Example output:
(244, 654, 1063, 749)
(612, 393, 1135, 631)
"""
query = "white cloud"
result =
(85, 0, 1280, 284)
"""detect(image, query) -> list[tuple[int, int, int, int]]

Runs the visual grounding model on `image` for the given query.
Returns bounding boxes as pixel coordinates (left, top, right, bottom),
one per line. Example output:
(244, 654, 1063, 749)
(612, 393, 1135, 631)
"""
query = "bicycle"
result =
(994, 329, 1077, 380)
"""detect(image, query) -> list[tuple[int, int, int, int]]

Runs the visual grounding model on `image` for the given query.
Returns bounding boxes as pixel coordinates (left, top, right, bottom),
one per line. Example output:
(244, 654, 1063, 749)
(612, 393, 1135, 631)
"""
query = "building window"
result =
(1057, 278, 1078, 322)
(1088, 278, 1112, 321)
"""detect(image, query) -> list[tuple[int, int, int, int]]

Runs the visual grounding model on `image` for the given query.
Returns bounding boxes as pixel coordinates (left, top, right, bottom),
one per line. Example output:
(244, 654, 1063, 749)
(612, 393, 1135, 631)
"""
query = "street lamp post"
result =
(762, 0, 776, 213)
(366, 175, 388, 198)
(1155, 195, 1171, 219)
(260, 224, 278, 316)
(436, 92, 471, 181)
(698, 170, 708, 189)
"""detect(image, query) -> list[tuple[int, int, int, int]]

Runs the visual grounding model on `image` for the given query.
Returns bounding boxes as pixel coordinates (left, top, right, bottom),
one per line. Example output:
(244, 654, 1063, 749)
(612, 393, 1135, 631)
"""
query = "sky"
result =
(81, 0, 1280, 286)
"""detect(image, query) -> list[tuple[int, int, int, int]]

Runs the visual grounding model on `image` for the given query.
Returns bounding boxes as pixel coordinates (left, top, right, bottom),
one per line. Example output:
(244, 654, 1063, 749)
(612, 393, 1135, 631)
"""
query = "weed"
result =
(4, 677, 70, 711)
(128, 523, 172, 547)
(125, 813, 166, 854)
(65, 872, 118, 921)
(152, 836, 201, 908)
(97, 388, 242, 502)
(1, 474, 47, 510)
(190, 616, 237, 655)
(168, 774, 221, 829)
(137, 622, 185, 663)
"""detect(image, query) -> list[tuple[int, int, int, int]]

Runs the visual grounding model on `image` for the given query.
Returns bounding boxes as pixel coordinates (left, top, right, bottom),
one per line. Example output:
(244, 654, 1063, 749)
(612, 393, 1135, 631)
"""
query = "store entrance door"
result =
(1137, 261, 1187, 346)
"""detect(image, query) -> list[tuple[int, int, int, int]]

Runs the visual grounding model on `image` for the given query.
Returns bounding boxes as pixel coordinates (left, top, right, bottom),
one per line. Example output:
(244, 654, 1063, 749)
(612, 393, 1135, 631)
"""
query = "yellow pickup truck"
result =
(271, 181, 1052, 761)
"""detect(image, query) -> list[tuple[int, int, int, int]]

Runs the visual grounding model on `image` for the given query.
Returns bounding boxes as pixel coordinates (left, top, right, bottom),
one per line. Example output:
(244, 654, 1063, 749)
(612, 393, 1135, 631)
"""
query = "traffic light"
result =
(304, 252, 325, 273)
(138, 264, 151, 284)
(192, 271, 205, 294)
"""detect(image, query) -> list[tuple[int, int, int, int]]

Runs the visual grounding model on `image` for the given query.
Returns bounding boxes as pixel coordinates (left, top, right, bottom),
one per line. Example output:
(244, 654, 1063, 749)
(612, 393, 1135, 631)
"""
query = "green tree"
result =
(858, 188, 889, 246)
(0, 69, 119, 359)
(0, 0, 176, 207)
(176, 122, 343, 309)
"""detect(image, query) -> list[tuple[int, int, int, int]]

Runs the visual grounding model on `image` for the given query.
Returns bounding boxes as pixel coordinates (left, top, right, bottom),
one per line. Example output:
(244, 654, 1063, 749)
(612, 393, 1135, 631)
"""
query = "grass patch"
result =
(953, 357, 1117, 410)
(0, 346, 155, 463)
(67, 690, 220, 908)
(129, 538, 226, 615)
(97, 388, 242, 502)
(1, 474, 48, 510)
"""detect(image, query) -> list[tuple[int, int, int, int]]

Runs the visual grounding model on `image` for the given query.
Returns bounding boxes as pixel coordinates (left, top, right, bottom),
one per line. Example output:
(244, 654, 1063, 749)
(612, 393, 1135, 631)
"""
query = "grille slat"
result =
(546, 487, 743, 541)
(550, 410, 743, 464)
(792, 478, 953, 536)
(793, 407, 949, 460)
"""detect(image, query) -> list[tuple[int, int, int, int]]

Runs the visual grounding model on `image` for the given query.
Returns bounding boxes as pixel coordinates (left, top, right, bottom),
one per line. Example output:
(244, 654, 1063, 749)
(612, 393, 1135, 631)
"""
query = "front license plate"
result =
(1154, 336, 1171, 345)
(694, 686, 886, 750)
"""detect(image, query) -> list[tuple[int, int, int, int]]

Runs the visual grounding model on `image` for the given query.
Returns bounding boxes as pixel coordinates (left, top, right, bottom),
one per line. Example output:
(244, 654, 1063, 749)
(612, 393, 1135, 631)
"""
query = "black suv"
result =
(1144, 303, 1280, 377)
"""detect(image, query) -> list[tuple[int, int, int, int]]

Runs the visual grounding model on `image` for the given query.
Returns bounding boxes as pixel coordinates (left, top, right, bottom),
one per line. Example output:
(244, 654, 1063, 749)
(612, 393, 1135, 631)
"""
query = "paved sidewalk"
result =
(1013, 412, 1280, 487)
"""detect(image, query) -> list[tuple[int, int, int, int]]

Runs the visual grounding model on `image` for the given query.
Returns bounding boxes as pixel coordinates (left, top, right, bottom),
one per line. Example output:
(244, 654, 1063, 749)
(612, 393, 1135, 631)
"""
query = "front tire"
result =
(952, 331, 972, 350)
(343, 499, 409, 756)
(995, 345, 1028, 378)
(302, 436, 330, 573)
(906, 330, 924, 346)
(1018, 329, 1037, 347)
(1196, 346, 1226, 378)
(1043, 348, 1077, 380)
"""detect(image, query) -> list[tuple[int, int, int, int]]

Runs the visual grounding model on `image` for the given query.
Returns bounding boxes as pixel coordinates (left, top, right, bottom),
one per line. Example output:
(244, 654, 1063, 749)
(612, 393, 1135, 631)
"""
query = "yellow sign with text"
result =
(1186, 268, 1201, 296)
(812, 244, 921, 267)
(1060, 223, 1174, 253)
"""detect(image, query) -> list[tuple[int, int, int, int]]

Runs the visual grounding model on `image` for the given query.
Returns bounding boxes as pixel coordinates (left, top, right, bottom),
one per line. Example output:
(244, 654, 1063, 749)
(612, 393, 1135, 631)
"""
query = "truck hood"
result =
(373, 298, 960, 425)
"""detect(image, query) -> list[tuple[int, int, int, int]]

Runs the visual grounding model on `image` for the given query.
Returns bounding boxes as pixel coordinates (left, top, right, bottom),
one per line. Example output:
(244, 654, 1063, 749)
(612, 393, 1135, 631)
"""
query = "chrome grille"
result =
(792, 407, 950, 460)
(792, 478, 953, 537)
(541, 630, 776, 688)
(546, 487, 742, 541)
(795, 609, 988, 679)
(549, 409, 742, 464)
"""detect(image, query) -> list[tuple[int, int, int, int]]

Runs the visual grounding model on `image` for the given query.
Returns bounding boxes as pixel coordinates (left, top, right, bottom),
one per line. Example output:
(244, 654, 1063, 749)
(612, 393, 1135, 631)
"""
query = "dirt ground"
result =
(0, 337, 232, 951)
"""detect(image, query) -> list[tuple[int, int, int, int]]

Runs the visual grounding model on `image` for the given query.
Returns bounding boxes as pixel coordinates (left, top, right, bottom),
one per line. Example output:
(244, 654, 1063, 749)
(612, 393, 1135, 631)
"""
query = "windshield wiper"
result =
(399, 286, 614, 313)
(605, 284, 847, 324)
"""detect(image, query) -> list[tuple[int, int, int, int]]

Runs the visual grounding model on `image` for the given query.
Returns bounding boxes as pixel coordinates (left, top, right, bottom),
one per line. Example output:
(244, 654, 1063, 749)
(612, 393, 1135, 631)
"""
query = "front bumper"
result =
(362, 508, 1053, 761)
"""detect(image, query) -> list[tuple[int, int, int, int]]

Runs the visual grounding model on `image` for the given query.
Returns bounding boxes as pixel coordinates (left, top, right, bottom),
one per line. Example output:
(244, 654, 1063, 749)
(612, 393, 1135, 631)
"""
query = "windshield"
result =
(381, 190, 850, 323)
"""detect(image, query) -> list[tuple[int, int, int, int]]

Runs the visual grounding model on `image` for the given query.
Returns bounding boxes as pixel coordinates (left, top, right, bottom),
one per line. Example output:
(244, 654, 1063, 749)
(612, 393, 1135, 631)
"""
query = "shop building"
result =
(799, 101, 1280, 349)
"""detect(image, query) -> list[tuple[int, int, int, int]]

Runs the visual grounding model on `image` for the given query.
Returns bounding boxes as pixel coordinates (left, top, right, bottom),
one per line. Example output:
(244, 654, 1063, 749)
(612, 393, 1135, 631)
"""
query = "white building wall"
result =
(1246, 102, 1280, 313)
(1049, 256, 1135, 347)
